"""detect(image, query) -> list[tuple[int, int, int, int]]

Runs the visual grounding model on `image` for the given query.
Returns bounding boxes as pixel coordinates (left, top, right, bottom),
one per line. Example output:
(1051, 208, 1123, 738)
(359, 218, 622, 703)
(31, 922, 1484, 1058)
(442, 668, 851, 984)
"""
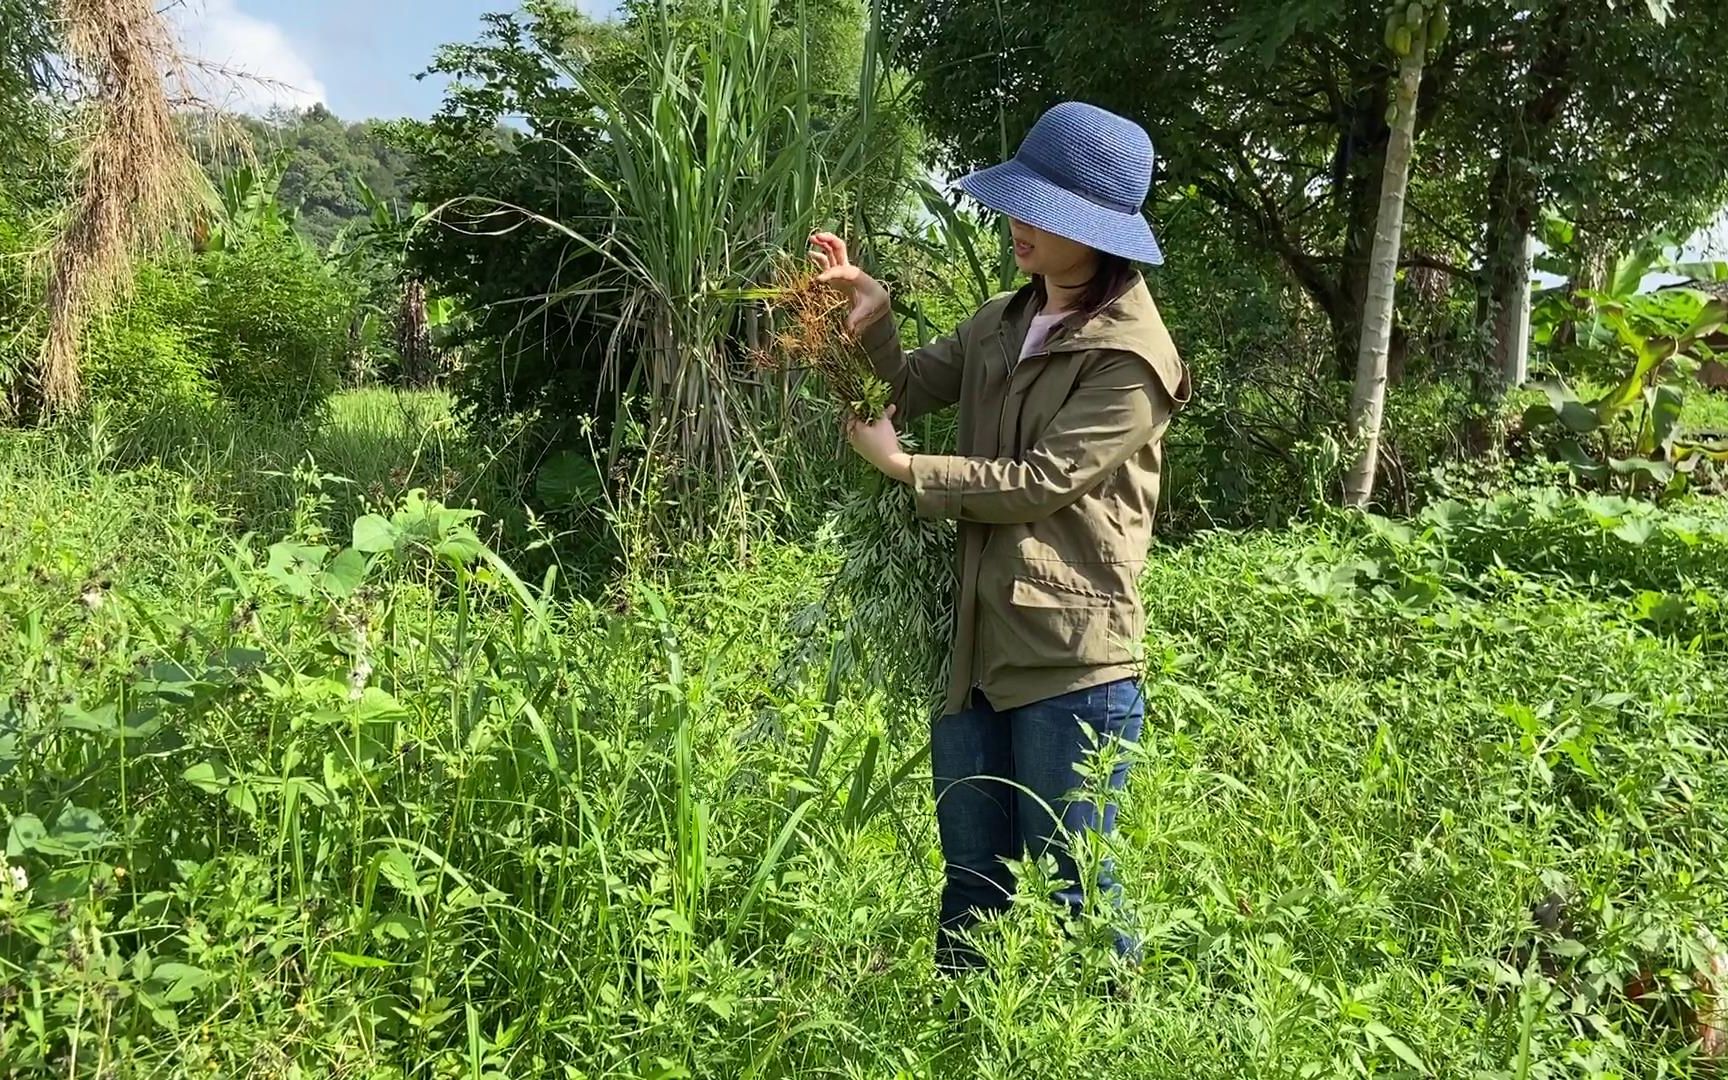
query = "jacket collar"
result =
(1000, 272, 1188, 401)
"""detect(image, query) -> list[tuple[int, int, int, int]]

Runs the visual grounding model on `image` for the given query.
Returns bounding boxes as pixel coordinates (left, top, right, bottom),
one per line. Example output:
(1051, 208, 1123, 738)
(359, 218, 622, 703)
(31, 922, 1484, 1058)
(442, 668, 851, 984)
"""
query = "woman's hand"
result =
(846, 404, 912, 484)
(809, 232, 891, 335)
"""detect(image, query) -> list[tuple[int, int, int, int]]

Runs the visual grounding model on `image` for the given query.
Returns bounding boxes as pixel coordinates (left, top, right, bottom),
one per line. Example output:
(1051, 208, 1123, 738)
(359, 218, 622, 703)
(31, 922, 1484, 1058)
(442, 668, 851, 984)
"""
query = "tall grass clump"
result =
(476, 0, 903, 540)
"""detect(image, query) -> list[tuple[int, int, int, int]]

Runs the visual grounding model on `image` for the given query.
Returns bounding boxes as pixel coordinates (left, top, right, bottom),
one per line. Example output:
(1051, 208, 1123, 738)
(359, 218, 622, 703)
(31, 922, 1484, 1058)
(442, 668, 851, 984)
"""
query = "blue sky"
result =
(174, 0, 616, 121)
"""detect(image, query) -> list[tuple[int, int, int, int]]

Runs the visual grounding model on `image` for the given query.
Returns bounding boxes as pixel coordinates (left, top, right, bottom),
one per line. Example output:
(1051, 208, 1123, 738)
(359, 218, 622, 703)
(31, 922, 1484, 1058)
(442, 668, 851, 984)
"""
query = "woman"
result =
(810, 101, 1190, 971)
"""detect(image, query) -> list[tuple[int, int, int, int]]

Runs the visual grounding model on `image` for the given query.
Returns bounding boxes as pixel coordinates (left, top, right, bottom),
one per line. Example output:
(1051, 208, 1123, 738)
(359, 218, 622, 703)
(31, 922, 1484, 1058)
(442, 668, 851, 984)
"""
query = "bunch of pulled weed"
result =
(751, 263, 892, 422)
(753, 262, 955, 727)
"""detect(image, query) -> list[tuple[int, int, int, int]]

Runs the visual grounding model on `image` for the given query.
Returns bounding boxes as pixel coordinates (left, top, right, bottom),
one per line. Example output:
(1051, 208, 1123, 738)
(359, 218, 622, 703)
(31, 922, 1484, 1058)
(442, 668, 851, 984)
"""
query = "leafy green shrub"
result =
(76, 235, 351, 422)
(1340, 489, 1728, 643)
(82, 320, 217, 415)
(1379, 379, 1473, 483)
(81, 264, 218, 415)
(194, 235, 349, 419)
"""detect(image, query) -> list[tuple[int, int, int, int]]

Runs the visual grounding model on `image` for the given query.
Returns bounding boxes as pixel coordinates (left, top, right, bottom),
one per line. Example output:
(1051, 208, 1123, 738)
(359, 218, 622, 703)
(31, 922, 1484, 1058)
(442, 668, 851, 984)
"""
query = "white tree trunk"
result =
(1344, 37, 1427, 507)
(1501, 231, 1534, 387)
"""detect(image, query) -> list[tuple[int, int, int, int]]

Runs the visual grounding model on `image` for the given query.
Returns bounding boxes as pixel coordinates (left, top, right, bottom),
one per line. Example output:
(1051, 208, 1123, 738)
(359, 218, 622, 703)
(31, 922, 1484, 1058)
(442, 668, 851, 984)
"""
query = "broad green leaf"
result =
(1557, 441, 1608, 483)
(214, 647, 267, 673)
(535, 450, 605, 509)
(435, 534, 484, 565)
(375, 847, 424, 898)
(356, 687, 407, 722)
(1634, 591, 1690, 624)
(1651, 383, 1685, 452)
(322, 547, 367, 598)
(137, 660, 202, 701)
(224, 784, 259, 817)
(263, 541, 321, 598)
(1594, 340, 1676, 419)
(6, 813, 45, 857)
(351, 514, 398, 554)
(1673, 438, 1728, 464)
(329, 950, 395, 968)
(1605, 456, 1674, 483)
(50, 806, 110, 852)
(1680, 297, 1728, 344)
(372, 912, 425, 942)
(283, 776, 332, 808)
(182, 760, 233, 794)
(57, 703, 119, 733)
(1611, 518, 1659, 546)
(151, 963, 215, 1003)
(1608, 240, 1669, 297)
(1526, 383, 1599, 435)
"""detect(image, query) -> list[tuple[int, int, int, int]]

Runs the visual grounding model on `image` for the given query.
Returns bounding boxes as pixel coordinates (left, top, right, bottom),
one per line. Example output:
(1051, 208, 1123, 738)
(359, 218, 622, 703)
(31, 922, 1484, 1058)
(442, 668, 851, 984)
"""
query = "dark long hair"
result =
(1033, 253, 1136, 318)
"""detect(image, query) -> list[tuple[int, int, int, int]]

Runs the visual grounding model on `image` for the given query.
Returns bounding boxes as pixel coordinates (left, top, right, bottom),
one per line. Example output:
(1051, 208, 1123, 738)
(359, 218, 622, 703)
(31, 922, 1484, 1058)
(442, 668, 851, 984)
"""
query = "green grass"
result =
(2, 406, 1727, 1077)
(1683, 388, 1728, 436)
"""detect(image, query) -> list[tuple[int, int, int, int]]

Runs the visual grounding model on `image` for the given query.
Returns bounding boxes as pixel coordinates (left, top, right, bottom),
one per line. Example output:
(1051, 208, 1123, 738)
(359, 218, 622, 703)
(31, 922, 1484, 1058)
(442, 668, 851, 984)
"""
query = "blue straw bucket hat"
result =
(956, 101, 1163, 266)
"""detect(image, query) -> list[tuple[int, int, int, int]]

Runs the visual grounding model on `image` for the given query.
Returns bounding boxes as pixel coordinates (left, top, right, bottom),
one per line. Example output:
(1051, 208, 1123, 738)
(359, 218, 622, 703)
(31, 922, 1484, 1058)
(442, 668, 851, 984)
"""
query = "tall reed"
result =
(520, 0, 905, 540)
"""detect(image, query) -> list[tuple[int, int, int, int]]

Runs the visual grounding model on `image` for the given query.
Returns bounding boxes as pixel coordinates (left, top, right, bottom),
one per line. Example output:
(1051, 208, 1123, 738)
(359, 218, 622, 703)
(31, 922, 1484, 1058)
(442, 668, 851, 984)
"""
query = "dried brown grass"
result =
(33, 0, 204, 415)
(753, 264, 890, 420)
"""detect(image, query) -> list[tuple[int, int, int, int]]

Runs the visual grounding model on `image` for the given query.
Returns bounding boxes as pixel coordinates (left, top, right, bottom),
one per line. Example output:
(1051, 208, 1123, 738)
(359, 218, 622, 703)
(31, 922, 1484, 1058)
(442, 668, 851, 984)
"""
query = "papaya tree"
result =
(1343, 0, 1446, 506)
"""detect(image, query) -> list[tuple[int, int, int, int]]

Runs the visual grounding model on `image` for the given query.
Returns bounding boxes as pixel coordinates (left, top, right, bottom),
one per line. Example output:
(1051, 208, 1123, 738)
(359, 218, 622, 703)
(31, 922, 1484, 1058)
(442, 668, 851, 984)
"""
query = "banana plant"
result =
(327, 178, 427, 273)
(1523, 290, 1728, 492)
(198, 154, 298, 253)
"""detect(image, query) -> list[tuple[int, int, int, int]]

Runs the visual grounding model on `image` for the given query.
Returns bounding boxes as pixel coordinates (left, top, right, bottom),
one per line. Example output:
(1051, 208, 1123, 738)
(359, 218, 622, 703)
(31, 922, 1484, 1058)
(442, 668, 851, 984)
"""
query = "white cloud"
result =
(171, 0, 327, 115)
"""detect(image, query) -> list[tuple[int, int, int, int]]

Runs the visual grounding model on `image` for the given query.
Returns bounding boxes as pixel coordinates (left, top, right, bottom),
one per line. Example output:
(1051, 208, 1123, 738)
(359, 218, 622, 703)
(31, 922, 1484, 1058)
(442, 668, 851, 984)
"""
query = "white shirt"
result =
(1015, 312, 1067, 369)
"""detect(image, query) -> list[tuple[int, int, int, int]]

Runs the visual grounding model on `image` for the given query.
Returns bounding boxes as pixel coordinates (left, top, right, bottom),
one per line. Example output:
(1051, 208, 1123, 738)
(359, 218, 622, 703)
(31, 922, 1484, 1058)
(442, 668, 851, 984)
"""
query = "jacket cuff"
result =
(908, 455, 961, 520)
(858, 311, 902, 376)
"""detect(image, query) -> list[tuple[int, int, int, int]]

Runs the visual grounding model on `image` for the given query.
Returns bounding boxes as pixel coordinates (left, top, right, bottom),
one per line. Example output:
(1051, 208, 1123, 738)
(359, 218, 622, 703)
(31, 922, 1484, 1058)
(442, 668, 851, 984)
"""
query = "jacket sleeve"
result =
(857, 308, 966, 423)
(905, 350, 1176, 525)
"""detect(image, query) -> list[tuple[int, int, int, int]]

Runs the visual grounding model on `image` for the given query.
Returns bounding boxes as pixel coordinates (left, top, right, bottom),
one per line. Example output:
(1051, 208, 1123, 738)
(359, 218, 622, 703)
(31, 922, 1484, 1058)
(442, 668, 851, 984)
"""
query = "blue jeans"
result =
(931, 678, 1145, 971)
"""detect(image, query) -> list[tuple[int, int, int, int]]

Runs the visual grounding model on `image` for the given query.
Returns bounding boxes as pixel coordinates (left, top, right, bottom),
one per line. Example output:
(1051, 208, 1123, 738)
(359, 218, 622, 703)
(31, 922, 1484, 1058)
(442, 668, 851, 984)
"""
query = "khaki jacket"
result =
(859, 274, 1190, 716)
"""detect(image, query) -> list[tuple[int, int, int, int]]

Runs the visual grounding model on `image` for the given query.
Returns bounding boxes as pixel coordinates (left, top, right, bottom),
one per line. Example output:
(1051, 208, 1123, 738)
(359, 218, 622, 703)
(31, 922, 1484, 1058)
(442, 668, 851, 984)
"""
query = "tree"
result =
(196, 106, 414, 252)
(890, 0, 1728, 384)
(1344, 2, 1444, 506)
(387, 3, 619, 434)
(1454, 1, 1728, 387)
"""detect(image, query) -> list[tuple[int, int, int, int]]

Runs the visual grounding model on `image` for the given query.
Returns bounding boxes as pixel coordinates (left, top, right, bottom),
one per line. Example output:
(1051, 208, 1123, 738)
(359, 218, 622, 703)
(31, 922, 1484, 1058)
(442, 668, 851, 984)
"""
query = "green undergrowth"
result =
(2, 425, 1727, 1078)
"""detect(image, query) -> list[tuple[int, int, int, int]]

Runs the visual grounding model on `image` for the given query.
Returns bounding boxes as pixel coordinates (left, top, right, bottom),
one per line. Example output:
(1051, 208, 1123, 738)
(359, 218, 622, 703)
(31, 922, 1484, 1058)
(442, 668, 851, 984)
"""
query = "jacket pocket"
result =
(1004, 573, 1121, 665)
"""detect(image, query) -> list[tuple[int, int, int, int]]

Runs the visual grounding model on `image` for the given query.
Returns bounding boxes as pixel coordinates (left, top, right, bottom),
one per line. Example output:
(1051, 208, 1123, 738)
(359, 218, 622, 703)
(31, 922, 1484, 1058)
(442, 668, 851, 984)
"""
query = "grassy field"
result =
(4, 393, 1728, 1077)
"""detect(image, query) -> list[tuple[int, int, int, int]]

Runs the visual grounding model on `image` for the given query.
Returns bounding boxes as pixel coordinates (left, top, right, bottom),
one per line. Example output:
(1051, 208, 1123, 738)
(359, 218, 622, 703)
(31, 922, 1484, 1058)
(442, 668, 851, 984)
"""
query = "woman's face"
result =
(1009, 220, 1096, 281)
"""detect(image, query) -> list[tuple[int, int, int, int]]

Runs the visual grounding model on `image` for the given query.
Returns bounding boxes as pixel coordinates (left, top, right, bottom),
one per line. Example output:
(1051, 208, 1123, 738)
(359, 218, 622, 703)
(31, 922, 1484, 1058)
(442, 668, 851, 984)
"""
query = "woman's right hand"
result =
(809, 232, 890, 336)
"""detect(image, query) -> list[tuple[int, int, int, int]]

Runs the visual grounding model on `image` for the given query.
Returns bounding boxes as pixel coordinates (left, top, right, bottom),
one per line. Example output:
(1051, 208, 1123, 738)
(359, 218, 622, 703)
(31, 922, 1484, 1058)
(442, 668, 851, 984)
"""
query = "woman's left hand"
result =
(846, 405, 913, 483)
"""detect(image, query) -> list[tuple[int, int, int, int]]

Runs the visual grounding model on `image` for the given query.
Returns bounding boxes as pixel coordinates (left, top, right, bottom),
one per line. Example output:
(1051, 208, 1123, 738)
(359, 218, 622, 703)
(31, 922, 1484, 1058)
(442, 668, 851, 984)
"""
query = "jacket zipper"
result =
(974, 316, 1075, 696)
(973, 326, 1020, 694)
